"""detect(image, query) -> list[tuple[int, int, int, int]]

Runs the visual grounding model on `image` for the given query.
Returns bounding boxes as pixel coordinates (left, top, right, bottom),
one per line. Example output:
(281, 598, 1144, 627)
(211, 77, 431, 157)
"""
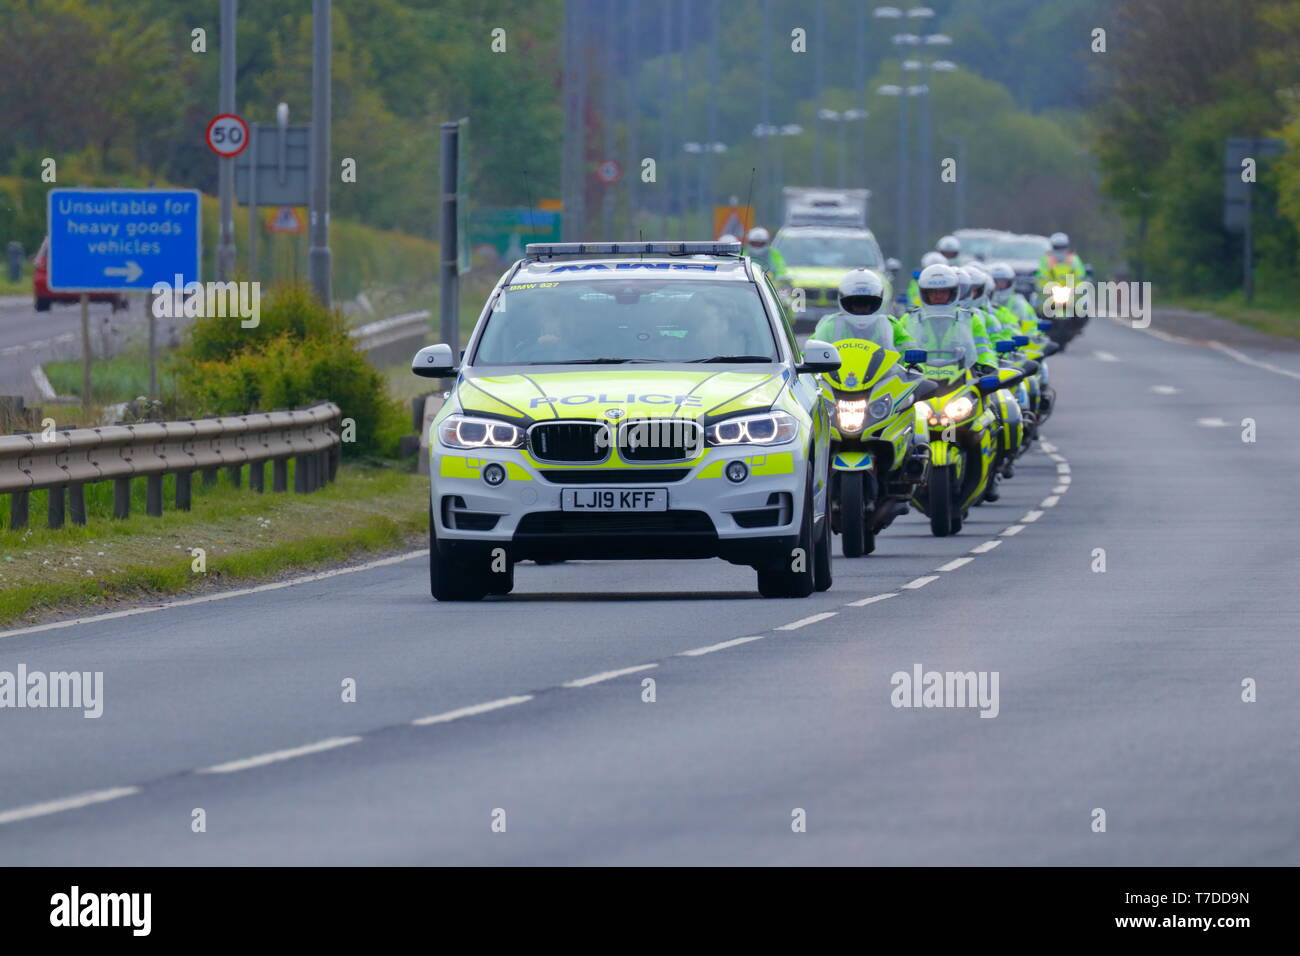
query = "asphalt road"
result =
(1, 311, 1297, 865)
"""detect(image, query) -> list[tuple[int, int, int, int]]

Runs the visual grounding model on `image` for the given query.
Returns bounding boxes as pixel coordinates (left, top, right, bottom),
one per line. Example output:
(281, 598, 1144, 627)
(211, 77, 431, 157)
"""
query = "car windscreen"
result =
(991, 237, 1051, 260)
(776, 235, 883, 269)
(472, 278, 779, 365)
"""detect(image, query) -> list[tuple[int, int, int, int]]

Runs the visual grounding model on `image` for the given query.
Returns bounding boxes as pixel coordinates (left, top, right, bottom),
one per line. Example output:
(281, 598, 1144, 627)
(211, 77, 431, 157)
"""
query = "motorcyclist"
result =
(903, 263, 996, 369)
(812, 269, 914, 349)
(989, 261, 1038, 334)
(745, 226, 786, 280)
(936, 235, 961, 263)
(964, 262, 1014, 345)
(908, 250, 945, 308)
(1035, 232, 1085, 292)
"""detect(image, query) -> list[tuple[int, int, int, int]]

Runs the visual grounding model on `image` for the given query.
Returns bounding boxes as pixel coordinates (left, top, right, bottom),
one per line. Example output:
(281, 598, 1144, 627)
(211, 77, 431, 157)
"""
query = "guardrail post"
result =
(47, 486, 65, 529)
(9, 491, 29, 530)
(227, 464, 241, 488)
(249, 460, 264, 493)
(328, 446, 339, 482)
(146, 475, 163, 517)
(316, 450, 328, 488)
(176, 471, 192, 511)
(273, 458, 288, 492)
(294, 455, 307, 493)
(202, 468, 218, 486)
(113, 478, 131, 519)
(69, 484, 86, 525)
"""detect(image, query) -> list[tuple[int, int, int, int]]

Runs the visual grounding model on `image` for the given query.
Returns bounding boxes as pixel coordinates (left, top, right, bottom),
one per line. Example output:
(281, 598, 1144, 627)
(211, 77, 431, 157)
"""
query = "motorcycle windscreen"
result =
(903, 312, 978, 371)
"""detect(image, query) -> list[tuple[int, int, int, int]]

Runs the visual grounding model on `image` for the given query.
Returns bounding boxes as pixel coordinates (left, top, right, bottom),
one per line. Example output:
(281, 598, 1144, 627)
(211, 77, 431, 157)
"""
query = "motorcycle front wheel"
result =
(927, 464, 958, 537)
(840, 471, 867, 557)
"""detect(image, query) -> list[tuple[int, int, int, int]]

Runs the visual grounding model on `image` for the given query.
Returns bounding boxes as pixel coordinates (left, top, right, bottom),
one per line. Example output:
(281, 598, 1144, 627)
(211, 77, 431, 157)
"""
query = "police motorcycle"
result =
(813, 271, 936, 557)
(824, 339, 936, 556)
(904, 265, 1030, 536)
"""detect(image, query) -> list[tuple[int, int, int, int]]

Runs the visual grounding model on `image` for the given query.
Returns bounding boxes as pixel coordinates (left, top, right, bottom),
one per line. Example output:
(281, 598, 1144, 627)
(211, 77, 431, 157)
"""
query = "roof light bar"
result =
(525, 241, 743, 258)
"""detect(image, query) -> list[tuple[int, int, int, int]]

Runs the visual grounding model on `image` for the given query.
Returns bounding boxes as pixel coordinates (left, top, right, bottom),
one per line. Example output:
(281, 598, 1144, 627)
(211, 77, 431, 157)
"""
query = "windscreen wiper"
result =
(688, 355, 774, 363)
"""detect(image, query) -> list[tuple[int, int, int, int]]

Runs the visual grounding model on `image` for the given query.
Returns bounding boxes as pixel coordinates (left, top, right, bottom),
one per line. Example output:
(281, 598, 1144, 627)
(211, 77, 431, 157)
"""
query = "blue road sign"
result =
(46, 188, 201, 292)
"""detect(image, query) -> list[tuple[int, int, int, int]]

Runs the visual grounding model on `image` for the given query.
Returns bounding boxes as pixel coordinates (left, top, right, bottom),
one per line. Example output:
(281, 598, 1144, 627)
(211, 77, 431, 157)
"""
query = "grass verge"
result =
(0, 461, 426, 628)
(1172, 292, 1300, 340)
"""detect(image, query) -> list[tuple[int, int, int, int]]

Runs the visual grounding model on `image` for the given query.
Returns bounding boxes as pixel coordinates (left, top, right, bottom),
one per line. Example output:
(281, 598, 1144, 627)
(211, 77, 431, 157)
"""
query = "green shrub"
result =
(173, 283, 406, 457)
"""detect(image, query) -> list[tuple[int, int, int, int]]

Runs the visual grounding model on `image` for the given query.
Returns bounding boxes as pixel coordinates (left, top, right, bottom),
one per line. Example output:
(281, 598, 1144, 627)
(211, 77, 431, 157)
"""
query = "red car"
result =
(33, 237, 128, 312)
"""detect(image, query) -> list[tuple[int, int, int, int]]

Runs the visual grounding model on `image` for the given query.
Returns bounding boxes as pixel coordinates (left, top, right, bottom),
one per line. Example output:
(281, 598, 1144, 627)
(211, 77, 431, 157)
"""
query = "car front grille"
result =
(617, 419, 704, 462)
(528, 421, 609, 463)
(515, 510, 715, 535)
(539, 469, 691, 484)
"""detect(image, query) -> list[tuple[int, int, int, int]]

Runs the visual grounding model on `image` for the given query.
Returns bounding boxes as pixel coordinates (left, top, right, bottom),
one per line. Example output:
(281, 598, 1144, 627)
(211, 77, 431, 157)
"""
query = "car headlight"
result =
(438, 414, 525, 449)
(835, 399, 868, 435)
(942, 396, 975, 422)
(706, 410, 799, 446)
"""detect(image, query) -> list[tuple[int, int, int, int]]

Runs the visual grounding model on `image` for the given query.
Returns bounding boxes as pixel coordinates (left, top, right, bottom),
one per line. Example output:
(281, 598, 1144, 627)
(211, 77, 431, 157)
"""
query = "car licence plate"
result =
(561, 488, 668, 512)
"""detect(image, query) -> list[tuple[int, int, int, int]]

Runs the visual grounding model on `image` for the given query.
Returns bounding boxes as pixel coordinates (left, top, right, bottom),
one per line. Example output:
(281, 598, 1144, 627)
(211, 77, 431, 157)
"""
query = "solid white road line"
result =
(0, 786, 141, 826)
(846, 592, 898, 607)
(1094, 350, 1120, 362)
(1197, 417, 1229, 428)
(777, 612, 838, 631)
(935, 557, 973, 572)
(1150, 385, 1180, 395)
(562, 663, 658, 688)
(970, 540, 1002, 554)
(678, 636, 765, 656)
(0, 549, 430, 640)
(1041, 495, 1060, 508)
(198, 737, 363, 774)
(1208, 341, 1300, 382)
(1000, 525, 1025, 537)
(1022, 510, 1044, 523)
(412, 695, 535, 726)
(902, 576, 939, 590)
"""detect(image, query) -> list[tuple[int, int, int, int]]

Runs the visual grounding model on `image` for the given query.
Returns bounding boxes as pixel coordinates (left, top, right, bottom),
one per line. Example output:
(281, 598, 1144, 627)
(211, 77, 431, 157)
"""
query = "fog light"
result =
(482, 463, 506, 486)
(725, 460, 748, 483)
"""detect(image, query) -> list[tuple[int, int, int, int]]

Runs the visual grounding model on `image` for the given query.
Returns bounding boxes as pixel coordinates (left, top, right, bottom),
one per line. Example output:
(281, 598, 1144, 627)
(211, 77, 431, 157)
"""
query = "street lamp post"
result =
(819, 109, 869, 189)
(684, 141, 727, 237)
(753, 124, 802, 226)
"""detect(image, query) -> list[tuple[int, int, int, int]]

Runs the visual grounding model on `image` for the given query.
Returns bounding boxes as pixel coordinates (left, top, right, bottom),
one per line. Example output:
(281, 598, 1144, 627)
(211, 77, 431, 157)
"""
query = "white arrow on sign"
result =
(104, 261, 143, 283)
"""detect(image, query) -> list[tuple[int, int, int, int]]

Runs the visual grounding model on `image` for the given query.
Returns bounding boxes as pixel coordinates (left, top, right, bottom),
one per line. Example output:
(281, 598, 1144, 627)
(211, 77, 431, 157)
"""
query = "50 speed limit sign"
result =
(205, 113, 250, 158)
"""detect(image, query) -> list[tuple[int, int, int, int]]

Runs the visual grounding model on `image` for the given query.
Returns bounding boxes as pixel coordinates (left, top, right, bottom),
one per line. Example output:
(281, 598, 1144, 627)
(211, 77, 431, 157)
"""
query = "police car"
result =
(411, 241, 842, 600)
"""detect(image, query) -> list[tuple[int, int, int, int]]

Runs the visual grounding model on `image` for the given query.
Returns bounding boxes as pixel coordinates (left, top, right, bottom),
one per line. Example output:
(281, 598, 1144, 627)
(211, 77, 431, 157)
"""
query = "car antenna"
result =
(741, 167, 756, 257)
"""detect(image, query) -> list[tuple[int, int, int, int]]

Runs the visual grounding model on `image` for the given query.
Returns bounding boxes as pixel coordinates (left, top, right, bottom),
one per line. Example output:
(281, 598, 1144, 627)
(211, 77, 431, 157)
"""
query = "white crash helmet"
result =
(989, 262, 1016, 303)
(718, 233, 740, 244)
(936, 235, 961, 260)
(1050, 232, 1069, 251)
(953, 266, 974, 301)
(921, 251, 945, 269)
(746, 226, 771, 250)
(965, 262, 992, 300)
(837, 268, 885, 316)
(917, 263, 959, 306)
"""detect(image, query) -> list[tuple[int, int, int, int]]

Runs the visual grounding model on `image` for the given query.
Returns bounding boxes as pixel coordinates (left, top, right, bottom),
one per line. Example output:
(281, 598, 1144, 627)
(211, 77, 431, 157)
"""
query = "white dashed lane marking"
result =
(198, 737, 363, 774)
(902, 576, 939, 590)
(970, 540, 1002, 554)
(846, 593, 897, 607)
(679, 636, 765, 656)
(777, 612, 838, 631)
(935, 557, 973, 572)
(0, 787, 141, 826)
(562, 664, 658, 688)
(412, 695, 535, 726)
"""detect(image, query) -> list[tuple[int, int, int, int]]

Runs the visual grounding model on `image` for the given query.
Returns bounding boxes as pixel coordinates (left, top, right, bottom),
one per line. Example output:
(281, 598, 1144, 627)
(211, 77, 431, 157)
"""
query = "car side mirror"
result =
(903, 348, 928, 366)
(412, 343, 458, 378)
(798, 339, 841, 374)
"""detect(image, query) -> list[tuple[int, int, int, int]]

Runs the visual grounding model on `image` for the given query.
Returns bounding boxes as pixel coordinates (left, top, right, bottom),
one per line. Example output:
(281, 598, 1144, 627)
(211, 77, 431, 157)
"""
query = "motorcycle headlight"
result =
(1051, 285, 1072, 304)
(706, 410, 799, 446)
(835, 399, 868, 435)
(438, 414, 525, 449)
(942, 396, 975, 422)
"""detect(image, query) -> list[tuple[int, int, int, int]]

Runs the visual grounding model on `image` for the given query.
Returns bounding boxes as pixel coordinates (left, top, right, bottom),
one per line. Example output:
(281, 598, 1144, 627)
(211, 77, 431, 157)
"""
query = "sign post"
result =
(47, 188, 202, 409)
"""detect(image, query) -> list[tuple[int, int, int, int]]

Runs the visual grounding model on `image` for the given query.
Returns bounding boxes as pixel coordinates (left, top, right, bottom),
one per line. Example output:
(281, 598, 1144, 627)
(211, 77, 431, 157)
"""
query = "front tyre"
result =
(757, 474, 816, 598)
(927, 465, 958, 537)
(428, 506, 490, 601)
(814, 511, 833, 592)
(840, 470, 866, 558)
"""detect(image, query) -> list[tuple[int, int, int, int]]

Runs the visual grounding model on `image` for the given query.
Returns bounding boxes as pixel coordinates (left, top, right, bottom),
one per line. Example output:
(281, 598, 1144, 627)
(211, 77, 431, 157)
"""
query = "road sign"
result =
(596, 159, 622, 185)
(46, 188, 201, 292)
(267, 206, 305, 234)
(713, 204, 754, 240)
(206, 113, 250, 158)
(234, 124, 311, 206)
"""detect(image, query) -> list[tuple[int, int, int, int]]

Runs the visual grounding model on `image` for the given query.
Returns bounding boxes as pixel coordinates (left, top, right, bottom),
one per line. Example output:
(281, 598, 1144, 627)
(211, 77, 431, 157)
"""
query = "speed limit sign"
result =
(205, 113, 250, 158)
